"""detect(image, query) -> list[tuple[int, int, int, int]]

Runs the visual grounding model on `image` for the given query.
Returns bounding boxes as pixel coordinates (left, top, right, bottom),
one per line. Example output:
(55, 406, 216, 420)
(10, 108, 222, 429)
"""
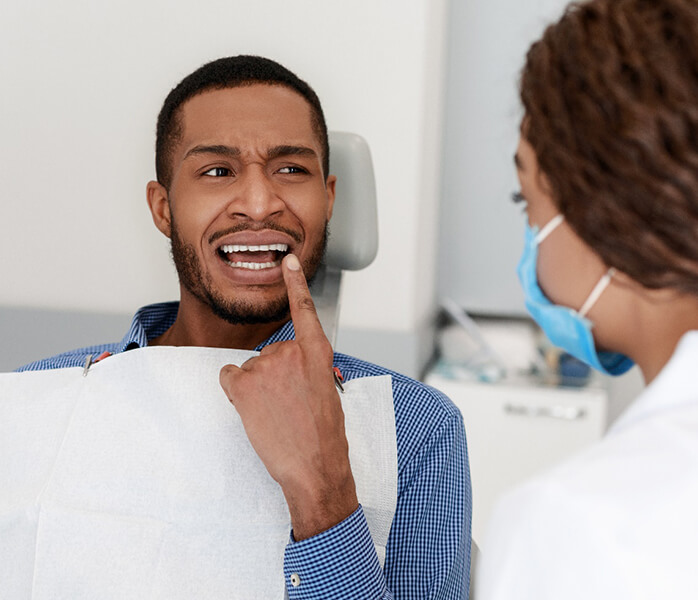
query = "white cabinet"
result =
(424, 373, 609, 546)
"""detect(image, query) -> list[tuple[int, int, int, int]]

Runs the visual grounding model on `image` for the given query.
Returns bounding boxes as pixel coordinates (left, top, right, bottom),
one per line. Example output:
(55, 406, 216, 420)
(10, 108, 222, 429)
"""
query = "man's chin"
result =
(207, 294, 290, 326)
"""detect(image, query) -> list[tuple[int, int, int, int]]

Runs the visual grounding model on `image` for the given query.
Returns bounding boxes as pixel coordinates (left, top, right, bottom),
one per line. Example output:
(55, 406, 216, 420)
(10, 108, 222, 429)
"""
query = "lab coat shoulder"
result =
(478, 425, 698, 599)
(477, 332, 698, 600)
(476, 438, 641, 600)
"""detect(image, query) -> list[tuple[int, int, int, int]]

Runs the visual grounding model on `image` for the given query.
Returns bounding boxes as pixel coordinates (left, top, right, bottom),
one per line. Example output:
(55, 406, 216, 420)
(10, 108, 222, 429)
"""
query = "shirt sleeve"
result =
(284, 506, 389, 600)
(384, 411, 471, 598)
(283, 411, 471, 600)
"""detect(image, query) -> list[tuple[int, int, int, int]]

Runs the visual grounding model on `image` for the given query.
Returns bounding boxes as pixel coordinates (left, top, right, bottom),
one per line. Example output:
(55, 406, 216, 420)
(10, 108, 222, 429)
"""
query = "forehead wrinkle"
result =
(182, 143, 319, 166)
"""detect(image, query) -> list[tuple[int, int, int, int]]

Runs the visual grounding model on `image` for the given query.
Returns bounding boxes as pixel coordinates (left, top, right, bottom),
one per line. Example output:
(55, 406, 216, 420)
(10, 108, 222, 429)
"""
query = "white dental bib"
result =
(0, 347, 398, 599)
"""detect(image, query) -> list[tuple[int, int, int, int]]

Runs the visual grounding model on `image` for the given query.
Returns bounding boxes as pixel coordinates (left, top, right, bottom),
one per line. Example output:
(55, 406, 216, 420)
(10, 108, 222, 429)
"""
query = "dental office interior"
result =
(1, 0, 645, 569)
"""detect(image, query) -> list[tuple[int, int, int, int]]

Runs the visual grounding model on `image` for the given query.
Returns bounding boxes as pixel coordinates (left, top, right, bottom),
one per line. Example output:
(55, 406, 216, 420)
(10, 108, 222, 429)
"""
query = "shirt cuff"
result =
(283, 505, 387, 600)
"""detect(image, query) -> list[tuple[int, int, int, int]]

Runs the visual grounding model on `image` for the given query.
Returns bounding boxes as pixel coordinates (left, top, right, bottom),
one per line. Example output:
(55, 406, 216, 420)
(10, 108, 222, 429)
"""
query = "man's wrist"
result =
(285, 481, 359, 541)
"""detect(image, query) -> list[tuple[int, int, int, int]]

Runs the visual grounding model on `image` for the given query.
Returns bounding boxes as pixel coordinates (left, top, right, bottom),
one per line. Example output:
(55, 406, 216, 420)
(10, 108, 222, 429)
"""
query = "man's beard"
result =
(169, 220, 328, 326)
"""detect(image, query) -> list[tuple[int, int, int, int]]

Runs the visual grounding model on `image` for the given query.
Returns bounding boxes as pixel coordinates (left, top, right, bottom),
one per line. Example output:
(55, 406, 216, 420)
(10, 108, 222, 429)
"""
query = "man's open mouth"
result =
(217, 243, 290, 270)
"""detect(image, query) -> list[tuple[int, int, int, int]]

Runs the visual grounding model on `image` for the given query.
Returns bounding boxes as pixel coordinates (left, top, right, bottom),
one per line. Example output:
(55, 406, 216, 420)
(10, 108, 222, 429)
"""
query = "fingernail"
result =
(286, 254, 301, 271)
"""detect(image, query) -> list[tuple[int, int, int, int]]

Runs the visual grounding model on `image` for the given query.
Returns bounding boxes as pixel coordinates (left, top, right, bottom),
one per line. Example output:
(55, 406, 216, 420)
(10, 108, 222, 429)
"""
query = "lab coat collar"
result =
(609, 330, 698, 435)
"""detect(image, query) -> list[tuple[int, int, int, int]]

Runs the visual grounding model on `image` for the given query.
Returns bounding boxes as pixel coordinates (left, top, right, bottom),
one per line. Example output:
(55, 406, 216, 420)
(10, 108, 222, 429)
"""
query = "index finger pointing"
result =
(283, 253, 326, 344)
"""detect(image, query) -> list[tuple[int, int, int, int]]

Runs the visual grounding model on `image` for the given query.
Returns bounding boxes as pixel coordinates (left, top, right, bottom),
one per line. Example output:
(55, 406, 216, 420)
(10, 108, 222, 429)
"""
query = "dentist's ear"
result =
(146, 181, 172, 238)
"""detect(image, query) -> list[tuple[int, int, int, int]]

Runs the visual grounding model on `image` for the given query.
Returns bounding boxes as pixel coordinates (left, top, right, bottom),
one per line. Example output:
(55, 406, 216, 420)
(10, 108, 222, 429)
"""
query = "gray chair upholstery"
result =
(311, 132, 379, 343)
(325, 131, 379, 271)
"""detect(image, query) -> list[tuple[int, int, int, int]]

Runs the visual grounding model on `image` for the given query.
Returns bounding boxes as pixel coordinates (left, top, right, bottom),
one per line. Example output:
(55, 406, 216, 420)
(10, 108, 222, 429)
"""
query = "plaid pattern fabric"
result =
(18, 302, 472, 599)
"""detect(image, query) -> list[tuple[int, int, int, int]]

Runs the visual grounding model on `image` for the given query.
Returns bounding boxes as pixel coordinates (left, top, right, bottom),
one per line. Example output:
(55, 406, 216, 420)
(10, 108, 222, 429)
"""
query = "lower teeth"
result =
(226, 260, 281, 270)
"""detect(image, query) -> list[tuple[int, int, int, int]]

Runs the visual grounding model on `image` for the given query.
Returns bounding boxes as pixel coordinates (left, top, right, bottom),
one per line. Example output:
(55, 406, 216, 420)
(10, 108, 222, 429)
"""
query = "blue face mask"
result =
(517, 214, 634, 376)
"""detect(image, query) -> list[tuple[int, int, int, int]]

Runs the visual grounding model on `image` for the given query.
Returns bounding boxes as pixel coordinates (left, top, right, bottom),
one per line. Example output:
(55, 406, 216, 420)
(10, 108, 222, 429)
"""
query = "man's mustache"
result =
(208, 222, 303, 246)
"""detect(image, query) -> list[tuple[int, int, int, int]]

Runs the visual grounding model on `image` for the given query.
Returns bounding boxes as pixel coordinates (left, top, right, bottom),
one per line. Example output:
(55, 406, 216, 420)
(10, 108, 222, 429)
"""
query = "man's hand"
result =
(219, 254, 359, 541)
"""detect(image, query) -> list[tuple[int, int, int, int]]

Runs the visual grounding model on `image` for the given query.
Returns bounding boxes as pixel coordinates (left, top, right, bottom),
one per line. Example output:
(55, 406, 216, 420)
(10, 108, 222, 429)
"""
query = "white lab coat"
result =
(476, 330, 698, 600)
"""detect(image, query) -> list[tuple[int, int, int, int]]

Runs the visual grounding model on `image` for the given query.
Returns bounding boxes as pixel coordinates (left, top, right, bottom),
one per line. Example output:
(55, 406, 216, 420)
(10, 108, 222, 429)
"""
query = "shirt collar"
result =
(118, 301, 296, 353)
(255, 320, 296, 350)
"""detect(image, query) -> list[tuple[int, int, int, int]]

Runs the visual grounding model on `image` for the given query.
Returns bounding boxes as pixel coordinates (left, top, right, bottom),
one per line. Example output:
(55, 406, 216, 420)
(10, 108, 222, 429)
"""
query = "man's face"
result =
(150, 84, 335, 325)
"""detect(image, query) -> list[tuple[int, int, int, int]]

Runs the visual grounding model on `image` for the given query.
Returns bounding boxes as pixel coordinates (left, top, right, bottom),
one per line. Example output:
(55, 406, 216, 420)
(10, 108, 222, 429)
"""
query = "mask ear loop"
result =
(535, 214, 565, 244)
(579, 268, 617, 317)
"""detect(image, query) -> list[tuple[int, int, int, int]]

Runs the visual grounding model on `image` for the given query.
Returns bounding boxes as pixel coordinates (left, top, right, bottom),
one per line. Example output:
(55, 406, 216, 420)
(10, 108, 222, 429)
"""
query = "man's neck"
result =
(149, 295, 288, 351)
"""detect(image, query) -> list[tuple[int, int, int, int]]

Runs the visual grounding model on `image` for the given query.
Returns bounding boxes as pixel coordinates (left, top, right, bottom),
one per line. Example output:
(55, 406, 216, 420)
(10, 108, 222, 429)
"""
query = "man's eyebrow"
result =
(514, 152, 524, 171)
(184, 145, 241, 160)
(266, 145, 318, 160)
(183, 144, 317, 162)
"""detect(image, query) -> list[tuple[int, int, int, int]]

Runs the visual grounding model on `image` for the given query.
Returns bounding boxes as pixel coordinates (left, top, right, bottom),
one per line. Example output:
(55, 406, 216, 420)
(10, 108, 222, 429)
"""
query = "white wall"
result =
(438, 0, 571, 316)
(0, 0, 448, 340)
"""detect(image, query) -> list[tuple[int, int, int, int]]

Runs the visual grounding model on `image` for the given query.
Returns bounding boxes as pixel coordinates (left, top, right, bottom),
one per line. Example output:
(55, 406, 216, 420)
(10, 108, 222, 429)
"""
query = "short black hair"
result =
(155, 55, 329, 188)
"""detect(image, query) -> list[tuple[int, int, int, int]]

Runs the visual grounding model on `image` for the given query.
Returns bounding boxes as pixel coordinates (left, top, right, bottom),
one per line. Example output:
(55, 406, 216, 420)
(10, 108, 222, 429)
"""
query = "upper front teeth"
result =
(220, 243, 289, 253)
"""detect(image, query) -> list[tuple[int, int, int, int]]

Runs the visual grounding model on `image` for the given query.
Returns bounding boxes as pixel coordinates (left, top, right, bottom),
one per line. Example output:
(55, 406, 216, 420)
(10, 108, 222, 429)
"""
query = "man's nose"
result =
(226, 167, 285, 221)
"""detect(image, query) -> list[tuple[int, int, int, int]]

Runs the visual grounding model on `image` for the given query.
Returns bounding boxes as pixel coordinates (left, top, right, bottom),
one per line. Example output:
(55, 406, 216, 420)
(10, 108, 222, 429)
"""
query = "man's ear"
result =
(146, 181, 172, 238)
(325, 174, 337, 222)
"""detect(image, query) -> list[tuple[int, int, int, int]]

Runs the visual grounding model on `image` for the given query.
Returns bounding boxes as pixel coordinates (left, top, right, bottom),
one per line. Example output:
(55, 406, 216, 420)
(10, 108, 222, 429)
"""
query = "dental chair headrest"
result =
(324, 132, 379, 271)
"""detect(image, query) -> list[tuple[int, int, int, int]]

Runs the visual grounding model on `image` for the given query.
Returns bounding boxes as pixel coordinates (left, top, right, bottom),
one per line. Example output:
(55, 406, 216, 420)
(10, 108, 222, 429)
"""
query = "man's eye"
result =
(277, 166, 306, 175)
(203, 167, 232, 177)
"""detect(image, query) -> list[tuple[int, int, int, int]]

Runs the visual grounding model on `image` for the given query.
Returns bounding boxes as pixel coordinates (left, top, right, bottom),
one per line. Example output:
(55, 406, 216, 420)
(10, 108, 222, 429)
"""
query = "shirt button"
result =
(290, 573, 301, 587)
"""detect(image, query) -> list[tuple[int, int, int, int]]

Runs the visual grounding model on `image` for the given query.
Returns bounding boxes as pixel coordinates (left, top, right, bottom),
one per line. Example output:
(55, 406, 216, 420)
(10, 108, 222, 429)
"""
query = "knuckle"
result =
(296, 295, 316, 312)
(260, 340, 293, 354)
(241, 356, 260, 370)
(287, 343, 304, 362)
(307, 339, 333, 367)
(317, 339, 333, 359)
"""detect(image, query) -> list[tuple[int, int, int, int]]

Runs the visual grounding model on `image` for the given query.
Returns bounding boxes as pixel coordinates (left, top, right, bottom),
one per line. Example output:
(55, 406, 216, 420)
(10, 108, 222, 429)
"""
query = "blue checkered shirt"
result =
(18, 302, 472, 599)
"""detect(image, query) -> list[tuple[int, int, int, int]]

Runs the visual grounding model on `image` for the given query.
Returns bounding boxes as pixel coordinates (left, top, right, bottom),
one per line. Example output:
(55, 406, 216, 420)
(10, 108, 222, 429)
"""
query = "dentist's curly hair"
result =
(520, 0, 698, 293)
